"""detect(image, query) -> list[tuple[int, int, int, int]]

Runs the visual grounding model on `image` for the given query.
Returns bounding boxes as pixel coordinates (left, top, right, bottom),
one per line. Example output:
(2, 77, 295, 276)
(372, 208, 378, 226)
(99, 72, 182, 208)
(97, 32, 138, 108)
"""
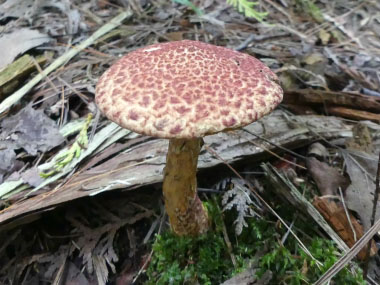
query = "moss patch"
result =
(146, 199, 365, 284)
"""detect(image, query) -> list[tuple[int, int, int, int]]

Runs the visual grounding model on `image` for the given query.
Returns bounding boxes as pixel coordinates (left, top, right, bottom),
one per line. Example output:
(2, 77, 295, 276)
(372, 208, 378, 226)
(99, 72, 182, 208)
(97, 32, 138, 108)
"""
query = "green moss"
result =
(146, 199, 365, 284)
(146, 231, 235, 284)
(258, 238, 365, 284)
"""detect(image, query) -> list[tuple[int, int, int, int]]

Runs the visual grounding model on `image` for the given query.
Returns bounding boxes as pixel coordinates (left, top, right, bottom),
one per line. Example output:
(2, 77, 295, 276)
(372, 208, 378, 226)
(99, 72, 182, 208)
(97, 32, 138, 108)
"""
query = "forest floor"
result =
(0, 0, 380, 284)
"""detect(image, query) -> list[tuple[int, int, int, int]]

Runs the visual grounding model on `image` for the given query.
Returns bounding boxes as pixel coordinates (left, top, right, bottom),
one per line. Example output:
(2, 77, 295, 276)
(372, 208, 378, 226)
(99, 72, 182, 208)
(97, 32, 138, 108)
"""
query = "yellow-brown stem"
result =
(162, 138, 209, 236)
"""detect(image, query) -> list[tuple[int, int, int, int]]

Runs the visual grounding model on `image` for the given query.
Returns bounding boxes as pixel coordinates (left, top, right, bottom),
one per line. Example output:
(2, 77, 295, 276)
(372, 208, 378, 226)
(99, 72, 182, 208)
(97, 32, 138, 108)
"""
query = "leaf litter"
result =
(0, 0, 379, 283)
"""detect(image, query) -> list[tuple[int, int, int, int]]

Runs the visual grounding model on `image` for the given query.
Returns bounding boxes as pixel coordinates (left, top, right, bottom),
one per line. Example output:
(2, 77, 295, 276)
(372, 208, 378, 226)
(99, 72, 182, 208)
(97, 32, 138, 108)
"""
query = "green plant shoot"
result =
(40, 113, 93, 178)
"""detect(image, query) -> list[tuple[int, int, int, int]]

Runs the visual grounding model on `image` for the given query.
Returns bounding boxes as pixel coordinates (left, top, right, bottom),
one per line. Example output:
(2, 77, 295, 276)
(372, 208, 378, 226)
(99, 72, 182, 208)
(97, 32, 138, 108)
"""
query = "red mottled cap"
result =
(95, 40, 283, 138)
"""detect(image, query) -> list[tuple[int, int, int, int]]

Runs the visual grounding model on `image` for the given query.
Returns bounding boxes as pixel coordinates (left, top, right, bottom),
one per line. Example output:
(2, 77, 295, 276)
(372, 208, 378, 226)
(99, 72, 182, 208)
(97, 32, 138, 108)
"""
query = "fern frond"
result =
(222, 178, 259, 235)
(227, 0, 268, 22)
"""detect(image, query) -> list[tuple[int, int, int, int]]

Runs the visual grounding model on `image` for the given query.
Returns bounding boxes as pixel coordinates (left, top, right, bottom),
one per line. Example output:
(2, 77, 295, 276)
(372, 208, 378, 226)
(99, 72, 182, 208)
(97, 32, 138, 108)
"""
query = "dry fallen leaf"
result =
(0, 149, 16, 183)
(306, 157, 350, 196)
(343, 151, 379, 231)
(0, 28, 50, 70)
(308, 142, 328, 160)
(0, 105, 64, 156)
(319, 29, 331, 45)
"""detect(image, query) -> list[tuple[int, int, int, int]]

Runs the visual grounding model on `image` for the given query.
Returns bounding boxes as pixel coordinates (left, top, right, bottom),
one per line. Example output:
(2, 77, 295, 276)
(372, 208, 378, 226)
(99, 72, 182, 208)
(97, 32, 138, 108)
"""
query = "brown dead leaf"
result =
(306, 157, 350, 196)
(165, 31, 185, 42)
(313, 197, 377, 260)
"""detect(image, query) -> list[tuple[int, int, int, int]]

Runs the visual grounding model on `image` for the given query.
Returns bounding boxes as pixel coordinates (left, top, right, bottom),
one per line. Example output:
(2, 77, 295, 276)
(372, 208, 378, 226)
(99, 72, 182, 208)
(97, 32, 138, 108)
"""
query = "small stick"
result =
(363, 152, 380, 278)
(338, 187, 356, 242)
(213, 196, 237, 268)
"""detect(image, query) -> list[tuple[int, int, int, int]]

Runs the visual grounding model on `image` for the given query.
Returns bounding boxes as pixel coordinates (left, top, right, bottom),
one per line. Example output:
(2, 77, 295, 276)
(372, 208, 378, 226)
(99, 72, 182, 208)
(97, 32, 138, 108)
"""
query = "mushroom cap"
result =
(95, 40, 283, 138)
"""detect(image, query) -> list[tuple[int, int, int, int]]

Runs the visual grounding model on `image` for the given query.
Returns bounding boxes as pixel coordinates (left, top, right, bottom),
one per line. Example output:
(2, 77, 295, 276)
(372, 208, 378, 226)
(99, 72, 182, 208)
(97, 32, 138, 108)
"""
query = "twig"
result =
(315, 218, 380, 284)
(363, 151, 380, 278)
(89, 109, 100, 143)
(244, 136, 306, 170)
(242, 129, 307, 170)
(57, 76, 90, 104)
(234, 33, 289, 51)
(322, 12, 364, 49)
(0, 9, 133, 115)
(274, 24, 314, 43)
(262, 0, 292, 21)
(31, 56, 60, 94)
(59, 86, 66, 127)
(243, 129, 306, 160)
(281, 216, 296, 245)
(132, 205, 166, 284)
(338, 187, 356, 242)
(214, 196, 237, 268)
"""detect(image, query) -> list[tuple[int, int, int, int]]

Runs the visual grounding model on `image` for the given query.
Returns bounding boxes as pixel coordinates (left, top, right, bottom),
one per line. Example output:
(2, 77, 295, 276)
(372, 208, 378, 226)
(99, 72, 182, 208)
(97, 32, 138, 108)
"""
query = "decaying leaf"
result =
(313, 197, 377, 260)
(342, 122, 379, 231)
(21, 167, 44, 187)
(343, 150, 379, 231)
(0, 105, 64, 156)
(306, 157, 350, 196)
(0, 28, 50, 70)
(0, 149, 16, 183)
(307, 142, 328, 160)
(0, 0, 35, 20)
(345, 123, 374, 154)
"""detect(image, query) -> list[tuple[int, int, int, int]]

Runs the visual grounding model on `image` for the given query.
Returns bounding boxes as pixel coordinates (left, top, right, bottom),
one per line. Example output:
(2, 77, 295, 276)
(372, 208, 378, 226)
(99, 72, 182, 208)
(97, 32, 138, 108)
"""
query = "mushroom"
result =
(95, 40, 283, 236)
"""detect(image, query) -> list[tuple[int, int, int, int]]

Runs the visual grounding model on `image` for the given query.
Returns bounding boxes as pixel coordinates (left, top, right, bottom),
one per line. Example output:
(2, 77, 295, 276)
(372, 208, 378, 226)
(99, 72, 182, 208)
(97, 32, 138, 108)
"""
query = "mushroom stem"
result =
(162, 138, 209, 236)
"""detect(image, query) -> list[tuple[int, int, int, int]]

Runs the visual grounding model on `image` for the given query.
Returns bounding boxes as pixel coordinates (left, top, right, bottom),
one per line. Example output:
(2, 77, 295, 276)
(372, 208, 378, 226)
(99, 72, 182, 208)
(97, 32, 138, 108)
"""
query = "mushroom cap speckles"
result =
(95, 40, 283, 138)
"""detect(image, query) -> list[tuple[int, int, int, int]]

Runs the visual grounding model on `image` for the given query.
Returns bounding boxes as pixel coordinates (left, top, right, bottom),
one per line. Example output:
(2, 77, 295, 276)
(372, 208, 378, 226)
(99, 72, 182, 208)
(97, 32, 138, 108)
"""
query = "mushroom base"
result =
(162, 138, 209, 236)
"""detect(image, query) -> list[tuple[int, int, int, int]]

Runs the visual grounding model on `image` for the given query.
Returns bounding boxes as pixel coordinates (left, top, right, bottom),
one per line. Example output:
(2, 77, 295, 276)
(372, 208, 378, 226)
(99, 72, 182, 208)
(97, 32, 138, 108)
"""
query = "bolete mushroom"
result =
(95, 40, 283, 236)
